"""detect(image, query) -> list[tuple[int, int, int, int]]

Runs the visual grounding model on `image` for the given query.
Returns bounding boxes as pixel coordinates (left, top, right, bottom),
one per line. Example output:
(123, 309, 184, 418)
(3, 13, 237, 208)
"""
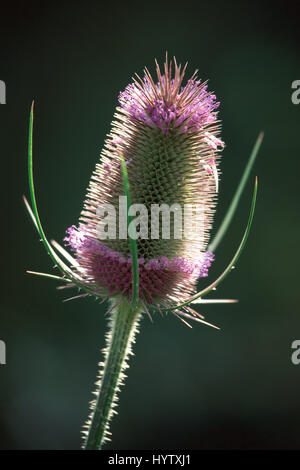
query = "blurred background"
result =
(0, 0, 299, 450)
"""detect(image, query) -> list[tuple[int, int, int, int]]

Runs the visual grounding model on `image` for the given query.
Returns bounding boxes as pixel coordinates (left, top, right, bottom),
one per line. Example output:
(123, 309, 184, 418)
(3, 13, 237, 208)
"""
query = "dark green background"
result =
(0, 0, 299, 450)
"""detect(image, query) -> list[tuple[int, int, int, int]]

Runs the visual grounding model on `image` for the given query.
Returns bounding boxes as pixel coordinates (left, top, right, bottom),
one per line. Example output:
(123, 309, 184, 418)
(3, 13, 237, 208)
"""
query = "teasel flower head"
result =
(25, 56, 260, 450)
(64, 57, 224, 311)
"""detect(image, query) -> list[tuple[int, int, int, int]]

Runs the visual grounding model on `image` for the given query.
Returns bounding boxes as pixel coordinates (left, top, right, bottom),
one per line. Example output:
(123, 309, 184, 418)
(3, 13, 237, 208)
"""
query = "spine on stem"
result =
(83, 297, 142, 450)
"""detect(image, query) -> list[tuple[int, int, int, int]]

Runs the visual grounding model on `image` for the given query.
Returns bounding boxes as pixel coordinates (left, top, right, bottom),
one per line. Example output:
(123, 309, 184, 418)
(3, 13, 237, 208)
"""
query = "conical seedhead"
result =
(65, 57, 224, 307)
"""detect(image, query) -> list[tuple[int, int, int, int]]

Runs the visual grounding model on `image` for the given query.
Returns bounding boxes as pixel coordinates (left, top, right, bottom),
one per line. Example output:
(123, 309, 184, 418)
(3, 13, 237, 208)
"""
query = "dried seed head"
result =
(65, 57, 224, 307)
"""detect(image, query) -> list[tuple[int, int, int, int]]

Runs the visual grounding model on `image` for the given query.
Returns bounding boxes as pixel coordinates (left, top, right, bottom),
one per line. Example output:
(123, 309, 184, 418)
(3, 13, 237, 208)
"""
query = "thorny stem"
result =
(83, 297, 142, 450)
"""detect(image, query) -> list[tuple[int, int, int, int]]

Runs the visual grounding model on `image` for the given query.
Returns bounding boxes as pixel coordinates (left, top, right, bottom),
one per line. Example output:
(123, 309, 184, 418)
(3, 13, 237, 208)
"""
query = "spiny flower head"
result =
(118, 68, 220, 135)
(64, 57, 224, 309)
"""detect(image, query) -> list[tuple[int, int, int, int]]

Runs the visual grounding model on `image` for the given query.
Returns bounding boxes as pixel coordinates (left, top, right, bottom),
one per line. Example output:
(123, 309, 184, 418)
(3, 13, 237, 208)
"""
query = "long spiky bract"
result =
(25, 56, 262, 450)
(25, 103, 113, 299)
(209, 132, 263, 253)
(161, 177, 258, 313)
(119, 153, 139, 307)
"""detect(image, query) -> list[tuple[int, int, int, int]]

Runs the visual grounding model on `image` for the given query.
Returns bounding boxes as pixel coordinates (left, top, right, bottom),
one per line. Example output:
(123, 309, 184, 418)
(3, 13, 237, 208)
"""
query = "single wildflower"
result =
(25, 56, 262, 450)
(64, 58, 224, 310)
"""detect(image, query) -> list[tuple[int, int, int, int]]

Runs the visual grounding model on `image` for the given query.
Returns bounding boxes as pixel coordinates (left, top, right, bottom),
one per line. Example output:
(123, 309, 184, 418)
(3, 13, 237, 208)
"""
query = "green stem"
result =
(83, 297, 142, 450)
